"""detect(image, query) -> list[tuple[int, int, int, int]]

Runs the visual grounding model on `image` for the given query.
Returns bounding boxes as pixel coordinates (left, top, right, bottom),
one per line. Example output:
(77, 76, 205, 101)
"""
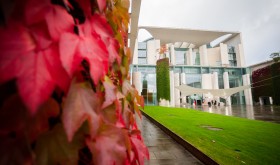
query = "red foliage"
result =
(0, 0, 148, 164)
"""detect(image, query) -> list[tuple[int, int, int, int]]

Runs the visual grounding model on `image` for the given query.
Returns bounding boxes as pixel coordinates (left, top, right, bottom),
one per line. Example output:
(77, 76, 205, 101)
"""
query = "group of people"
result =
(207, 100, 220, 107)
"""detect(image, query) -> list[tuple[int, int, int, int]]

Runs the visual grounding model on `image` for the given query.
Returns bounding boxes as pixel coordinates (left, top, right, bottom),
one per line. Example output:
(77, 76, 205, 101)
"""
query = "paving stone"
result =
(137, 116, 203, 165)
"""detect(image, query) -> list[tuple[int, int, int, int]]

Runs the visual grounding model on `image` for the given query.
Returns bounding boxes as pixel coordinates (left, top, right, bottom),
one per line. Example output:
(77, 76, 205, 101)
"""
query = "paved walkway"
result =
(137, 116, 203, 165)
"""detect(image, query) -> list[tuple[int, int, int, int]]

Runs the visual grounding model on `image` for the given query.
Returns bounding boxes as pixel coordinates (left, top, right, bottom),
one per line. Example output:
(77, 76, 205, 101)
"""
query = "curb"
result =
(141, 110, 219, 165)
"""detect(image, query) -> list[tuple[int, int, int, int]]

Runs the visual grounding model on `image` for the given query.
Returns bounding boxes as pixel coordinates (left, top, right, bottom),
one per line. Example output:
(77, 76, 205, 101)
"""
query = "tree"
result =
(0, 0, 149, 164)
(270, 52, 280, 62)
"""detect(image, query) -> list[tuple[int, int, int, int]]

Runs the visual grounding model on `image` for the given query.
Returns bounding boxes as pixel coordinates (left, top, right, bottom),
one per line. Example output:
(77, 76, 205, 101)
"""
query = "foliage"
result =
(252, 62, 280, 105)
(0, 0, 148, 164)
(271, 62, 280, 105)
(143, 106, 280, 165)
(270, 52, 280, 62)
(157, 45, 168, 59)
(251, 66, 273, 102)
(156, 58, 170, 102)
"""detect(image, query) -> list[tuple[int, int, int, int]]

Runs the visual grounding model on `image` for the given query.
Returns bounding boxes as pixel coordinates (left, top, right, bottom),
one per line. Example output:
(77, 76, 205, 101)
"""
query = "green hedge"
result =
(252, 62, 280, 105)
(156, 58, 170, 102)
(271, 62, 280, 105)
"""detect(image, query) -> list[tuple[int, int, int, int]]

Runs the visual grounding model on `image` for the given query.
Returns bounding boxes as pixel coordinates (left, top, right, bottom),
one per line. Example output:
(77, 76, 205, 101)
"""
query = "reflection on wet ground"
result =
(137, 116, 203, 165)
(182, 105, 280, 124)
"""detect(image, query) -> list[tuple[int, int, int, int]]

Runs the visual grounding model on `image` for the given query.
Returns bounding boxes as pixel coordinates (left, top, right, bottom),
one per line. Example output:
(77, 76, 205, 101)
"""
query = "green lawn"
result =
(142, 106, 280, 165)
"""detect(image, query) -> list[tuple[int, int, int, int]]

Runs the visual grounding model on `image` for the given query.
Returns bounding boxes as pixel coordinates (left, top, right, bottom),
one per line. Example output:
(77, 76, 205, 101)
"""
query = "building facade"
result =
(130, 27, 253, 106)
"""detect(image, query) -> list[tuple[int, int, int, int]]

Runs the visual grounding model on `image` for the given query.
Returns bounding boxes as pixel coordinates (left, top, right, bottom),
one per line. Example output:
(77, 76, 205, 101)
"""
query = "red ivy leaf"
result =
(102, 77, 117, 109)
(131, 136, 149, 165)
(86, 125, 129, 165)
(0, 22, 69, 113)
(97, 0, 106, 12)
(90, 14, 120, 64)
(59, 20, 109, 84)
(62, 80, 100, 142)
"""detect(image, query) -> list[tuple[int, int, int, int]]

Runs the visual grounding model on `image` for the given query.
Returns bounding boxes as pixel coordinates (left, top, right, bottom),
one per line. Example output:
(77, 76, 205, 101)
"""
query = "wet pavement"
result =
(182, 105, 280, 124)
(137, 116, 203, 165)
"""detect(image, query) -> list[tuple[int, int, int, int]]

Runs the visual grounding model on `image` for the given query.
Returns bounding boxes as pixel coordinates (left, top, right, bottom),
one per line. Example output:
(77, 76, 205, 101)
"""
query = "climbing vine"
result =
(0, 0, 148, 164)
(156, 58, 170, 102)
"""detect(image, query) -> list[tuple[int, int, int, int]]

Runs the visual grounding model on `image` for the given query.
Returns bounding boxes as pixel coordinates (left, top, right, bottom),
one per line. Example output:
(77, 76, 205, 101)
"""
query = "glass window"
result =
(175, 50, 185, 65)
(138, 42, 147, 49)
(184, 67, 200, 74)
(141, 73, 157, 105)
(138, 58, 147, 64)
(138, 50, 146, 57)
(186, 74, 201, 88)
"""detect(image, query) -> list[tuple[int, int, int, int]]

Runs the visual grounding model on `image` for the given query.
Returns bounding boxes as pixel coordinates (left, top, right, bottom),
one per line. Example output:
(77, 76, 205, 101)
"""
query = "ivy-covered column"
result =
(156, 58, 170, 106)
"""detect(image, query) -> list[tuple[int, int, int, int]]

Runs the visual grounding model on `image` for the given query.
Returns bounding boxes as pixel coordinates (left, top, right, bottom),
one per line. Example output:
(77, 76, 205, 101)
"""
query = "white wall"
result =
(199, 45, 208, 66)
(223, 72, 231, 105)
(170, 71, 174, 107)
(236, 44, 245, 67)
(202, 74, 213, 89)
(207, 47, 221, 66)
(220, 43, 229, 67)
(242, 74, 253, 105)
(132, 39, 138, 64)
(170, 44, 175, 65)
(180, 73, 186, 103)
(174, 73, 180, 106)
(132, 72, 142, 94)
(186, 48, 193, 66)
(147, 40, 160, 65)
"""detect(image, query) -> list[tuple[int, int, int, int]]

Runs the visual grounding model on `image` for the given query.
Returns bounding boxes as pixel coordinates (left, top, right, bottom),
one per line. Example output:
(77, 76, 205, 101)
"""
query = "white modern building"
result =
(128, 0, 253, 107)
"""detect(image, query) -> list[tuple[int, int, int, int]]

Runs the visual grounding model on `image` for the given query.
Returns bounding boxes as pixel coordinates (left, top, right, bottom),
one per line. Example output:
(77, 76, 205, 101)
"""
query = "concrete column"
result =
(269, 97, 273, 105)
(202, 74, 213, 89)
(187, 48, 193, 66)
(170, 71, 175, 107)
(174, 73, 180, 106)
(132, 38, 138, 64)
(165, 44, 170, 59)
(212, 72, 219, 101)
(170, 44, 175, 65)
(132, 72, 142, 94)
(242, 74, 253, 105)
(180, 73, 186, 103)
(236, 44, 245, 67)
(223, 72, 231, 105)
(259, 97, 263, 105)
(202, 74, 213, 102)
(147, 40, 160, 65)
(220, 43, 229, 67)
(199, 45, 208, 66)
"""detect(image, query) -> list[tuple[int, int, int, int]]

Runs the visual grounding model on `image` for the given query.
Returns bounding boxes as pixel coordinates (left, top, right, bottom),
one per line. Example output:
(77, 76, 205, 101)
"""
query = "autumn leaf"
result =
(25, 0, 74, 42)
(0, 22, 69, 113)
(62, 79, 100, 142)
(97, 0, 106, 12)
(131, 136, 149, 165)
(0, 94, 60, 141)
(86, 124, 129, 165)
(0, 134, 33, 165)
(102, 77, 117, 109)
(59, 19, 109, 84)
(35, 124, 84, 165)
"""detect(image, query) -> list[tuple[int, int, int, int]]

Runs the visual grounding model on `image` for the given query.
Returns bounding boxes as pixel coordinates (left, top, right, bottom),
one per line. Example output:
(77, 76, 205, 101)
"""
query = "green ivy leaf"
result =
(35, 124, 84, 165)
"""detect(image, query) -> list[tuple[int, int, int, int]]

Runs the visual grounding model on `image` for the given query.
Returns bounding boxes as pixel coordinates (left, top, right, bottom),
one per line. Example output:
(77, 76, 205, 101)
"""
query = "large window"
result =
(138, 42, 147, 64)
(186, 74, 201, 88)
(228, 46, 237, 67)
(175, 50, 185, 65)
(141, 73, 157, 105)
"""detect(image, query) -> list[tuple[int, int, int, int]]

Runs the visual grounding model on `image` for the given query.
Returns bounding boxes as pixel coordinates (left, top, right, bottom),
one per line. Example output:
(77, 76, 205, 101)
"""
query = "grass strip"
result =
(142, 106, 280, 165)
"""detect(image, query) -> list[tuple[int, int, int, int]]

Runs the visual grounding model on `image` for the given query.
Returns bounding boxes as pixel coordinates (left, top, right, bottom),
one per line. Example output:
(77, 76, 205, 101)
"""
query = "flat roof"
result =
(139, 26, 240, 48)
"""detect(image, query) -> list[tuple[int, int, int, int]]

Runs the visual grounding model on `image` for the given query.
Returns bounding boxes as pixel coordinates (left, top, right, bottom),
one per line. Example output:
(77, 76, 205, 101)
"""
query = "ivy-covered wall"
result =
(271, 62, 280, 105)
(156, 58, 170, 102)
(252, 62, 280, 105)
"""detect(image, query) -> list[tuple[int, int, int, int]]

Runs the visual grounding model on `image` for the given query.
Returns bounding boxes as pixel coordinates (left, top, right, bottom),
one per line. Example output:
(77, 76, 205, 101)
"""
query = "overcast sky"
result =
(137, 0, 280, 66)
